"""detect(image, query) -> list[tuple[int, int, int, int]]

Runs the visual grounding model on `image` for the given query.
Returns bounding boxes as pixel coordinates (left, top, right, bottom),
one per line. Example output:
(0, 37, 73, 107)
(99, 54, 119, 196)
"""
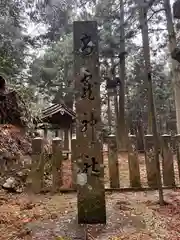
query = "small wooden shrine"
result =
(36, 103, 76, 152)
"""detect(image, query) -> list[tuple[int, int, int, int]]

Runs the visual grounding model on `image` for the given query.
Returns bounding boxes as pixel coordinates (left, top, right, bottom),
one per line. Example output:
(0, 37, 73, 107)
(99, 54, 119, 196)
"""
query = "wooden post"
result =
(68, 128, 72, 152)
(31, 137, 44, 193)
(52, 137, 63, 192)
(128, 135, 141, 188)
(73, 21, 106, 224)
(175, 134, 180, 182)
(44, 128, 47, 139)
(161, 135, 175, 187)
(55, 129, 59, 137)
(144, 135, 158, 187)
(64, 128, 69, 150)
(107, 135, 120, 188)
(71, 138, 77, 189)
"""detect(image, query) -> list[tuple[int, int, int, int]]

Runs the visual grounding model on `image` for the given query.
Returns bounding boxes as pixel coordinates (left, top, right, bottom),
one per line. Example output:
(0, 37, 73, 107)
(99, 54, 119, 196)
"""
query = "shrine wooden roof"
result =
(41, 103, 75, 120)
(38, 103, 76, 128)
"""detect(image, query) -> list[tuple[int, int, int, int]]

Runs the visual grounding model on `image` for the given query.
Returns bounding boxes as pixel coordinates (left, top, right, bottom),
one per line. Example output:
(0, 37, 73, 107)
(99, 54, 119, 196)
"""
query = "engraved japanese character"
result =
(80, 34, 95, 55)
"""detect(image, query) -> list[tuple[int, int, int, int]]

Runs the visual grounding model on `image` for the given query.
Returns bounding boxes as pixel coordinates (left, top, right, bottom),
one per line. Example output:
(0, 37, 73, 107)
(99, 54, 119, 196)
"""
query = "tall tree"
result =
(138, 0, 164, 205)
(117, 0, 128, 151)
(163, 0, 180, 134)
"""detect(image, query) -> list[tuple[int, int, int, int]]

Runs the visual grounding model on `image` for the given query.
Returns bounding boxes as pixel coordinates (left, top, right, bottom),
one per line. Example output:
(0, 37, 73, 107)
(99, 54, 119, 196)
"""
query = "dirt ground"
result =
(1, 152, 180, 240)
(1, 190, 180, 240)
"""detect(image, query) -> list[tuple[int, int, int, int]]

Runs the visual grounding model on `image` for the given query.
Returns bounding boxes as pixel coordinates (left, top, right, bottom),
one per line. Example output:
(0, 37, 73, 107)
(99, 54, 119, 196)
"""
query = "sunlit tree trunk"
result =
(118, 0, 128, 151)
(139, 4, 152, 134)
(112, 58, 120, 142)
(109, 57, 119, 138)
(163, 0, 180, 134)
(138, 1, 164, 205)
(107, 92, 112, 133)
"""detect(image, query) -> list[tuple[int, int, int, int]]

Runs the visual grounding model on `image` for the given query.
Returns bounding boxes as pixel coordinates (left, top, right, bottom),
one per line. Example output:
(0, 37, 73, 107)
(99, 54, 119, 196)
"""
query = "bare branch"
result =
(147, 8, 165, 22)
(148, 28, 166, 31)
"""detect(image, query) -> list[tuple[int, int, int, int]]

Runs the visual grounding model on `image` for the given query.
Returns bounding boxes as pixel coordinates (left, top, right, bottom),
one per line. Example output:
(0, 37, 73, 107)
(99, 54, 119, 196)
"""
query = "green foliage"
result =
(27, 0, 175, 132)
(0, 0, 176, 133)
(7, 83, 37, 128)
(29, 33, 73, 101)
(0, 1, 25, 77)
(29, 0, 75, 42)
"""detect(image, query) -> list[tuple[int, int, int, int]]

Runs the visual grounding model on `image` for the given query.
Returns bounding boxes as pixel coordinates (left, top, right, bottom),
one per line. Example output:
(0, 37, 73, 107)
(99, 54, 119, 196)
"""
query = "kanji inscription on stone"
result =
(73, 21, 106, 224)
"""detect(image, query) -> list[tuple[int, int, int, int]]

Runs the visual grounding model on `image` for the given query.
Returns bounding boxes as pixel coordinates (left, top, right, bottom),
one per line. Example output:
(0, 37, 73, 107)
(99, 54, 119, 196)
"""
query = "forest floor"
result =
(1, 152, 180, 239)
(1, 125, 180, 239)
(1, 189, 180, 240)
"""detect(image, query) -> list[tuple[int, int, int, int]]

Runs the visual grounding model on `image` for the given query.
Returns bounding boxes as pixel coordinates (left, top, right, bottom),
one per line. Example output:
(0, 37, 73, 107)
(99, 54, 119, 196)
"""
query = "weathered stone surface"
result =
(161, 135, 175, 187)
(144, 135, 158, 187)
(107, 136, 120, 188)
(171, 47, 180, 63)
(2, 176, 23, 192)
(3, 177, 16, 189)
(52, 138, 63, 192)
(173, 0, 180, 19)
(128, 135, 141, 188)
(74, 21, 106, 224)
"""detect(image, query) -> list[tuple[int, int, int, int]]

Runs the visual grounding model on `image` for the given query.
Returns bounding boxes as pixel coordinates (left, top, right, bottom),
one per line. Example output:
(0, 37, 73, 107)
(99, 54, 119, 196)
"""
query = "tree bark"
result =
(107, 92, 112, 133)
(139, 5, 152, 134)
(163, 0, 180, 134)
(110, 58, 119, 141)
(138, 1, 164, 205)
(118, 0, 128, 151)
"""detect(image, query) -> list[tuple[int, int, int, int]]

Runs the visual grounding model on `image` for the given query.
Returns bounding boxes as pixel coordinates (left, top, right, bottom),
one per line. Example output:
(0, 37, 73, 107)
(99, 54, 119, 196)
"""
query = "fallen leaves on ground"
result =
(1, 190, 180, 239)
(0, 135, 180, 239)
(0, 191, 75, 240)
(0, 124, 31, 157)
